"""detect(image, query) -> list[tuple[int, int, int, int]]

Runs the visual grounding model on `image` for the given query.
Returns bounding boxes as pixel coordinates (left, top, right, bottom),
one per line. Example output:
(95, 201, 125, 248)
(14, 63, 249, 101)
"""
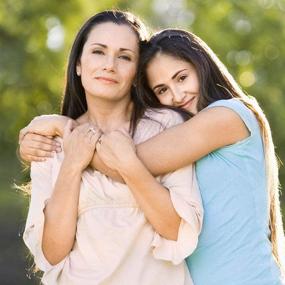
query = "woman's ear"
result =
(76, 62, 81, 76)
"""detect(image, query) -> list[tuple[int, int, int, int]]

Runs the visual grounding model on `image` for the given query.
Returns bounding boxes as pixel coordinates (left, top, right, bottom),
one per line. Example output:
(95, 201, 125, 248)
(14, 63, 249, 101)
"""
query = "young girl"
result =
(20, 13, 202, 285)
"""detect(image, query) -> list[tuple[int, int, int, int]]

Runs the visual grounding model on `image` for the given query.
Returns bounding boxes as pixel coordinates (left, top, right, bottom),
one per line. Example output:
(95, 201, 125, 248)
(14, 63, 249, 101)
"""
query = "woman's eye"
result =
(92, 50, 104, 55)
(119, 55, 131, 61)
(178, 75, 187, 82)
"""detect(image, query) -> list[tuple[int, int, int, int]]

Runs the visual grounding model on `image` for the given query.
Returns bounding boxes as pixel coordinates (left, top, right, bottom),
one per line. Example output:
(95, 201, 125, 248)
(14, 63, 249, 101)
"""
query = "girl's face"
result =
(77, 22, 139, 102)
(146, 53, 200, 114)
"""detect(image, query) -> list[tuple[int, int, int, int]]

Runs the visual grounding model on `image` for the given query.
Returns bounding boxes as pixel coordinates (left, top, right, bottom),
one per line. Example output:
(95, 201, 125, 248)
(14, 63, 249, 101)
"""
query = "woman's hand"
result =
(63, 120, 102, 172)
(95, 130, 137, 173)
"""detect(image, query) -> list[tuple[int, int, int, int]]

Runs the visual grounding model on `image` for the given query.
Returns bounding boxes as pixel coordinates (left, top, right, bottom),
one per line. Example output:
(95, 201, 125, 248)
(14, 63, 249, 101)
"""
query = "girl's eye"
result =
(157, 87, 168, 95)
(178, 75, 187, 82)
(92, 50, 104, 55)
(119, 55, 131, 61)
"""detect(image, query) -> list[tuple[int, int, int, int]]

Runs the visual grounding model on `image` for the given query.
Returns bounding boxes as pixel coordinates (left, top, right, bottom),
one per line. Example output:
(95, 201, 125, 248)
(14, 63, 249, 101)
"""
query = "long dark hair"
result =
(61, 10, 149, 135)
(137, 28, 284, 271)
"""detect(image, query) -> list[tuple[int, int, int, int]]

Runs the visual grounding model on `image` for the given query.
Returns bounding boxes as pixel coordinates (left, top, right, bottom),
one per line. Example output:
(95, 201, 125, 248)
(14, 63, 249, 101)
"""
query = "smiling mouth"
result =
(180, 97, 195, 108)
(95, 77, 118, 84)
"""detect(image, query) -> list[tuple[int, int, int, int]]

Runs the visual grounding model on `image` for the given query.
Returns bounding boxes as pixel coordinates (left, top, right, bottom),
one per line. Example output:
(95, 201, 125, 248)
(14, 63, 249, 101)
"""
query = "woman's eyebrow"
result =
(91, 43, 135, 54)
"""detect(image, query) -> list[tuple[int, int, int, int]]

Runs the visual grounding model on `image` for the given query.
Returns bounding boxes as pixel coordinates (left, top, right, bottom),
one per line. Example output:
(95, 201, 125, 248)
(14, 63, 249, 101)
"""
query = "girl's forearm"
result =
(53, 115, 70, 137)
(42, 159, 81, 265)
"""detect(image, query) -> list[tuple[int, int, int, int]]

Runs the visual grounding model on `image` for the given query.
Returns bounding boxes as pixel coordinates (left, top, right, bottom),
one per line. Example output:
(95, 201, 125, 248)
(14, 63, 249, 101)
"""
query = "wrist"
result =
(61, 158, 85, 174)
(118, 153, 143, 178)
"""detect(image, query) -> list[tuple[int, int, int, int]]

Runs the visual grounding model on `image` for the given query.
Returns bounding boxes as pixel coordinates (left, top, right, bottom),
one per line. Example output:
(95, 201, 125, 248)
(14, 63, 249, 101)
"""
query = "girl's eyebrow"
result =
(153, 69, 188, 91)
(171, 69, 188, 79)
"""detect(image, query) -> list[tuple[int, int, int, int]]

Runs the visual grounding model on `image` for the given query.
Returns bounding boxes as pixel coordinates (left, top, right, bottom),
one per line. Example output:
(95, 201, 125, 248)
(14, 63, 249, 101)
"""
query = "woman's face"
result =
(77, 22, 139, 102)
(146, 53, 200, 114)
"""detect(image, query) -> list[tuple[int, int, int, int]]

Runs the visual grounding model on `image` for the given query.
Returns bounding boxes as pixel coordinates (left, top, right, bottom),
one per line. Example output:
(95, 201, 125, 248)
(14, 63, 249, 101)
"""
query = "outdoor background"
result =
(0, 0, 284, 284)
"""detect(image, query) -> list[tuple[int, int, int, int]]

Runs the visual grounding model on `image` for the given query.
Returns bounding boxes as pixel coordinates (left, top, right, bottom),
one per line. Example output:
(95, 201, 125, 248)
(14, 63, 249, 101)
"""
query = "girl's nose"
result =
(172, 88, 185, 104)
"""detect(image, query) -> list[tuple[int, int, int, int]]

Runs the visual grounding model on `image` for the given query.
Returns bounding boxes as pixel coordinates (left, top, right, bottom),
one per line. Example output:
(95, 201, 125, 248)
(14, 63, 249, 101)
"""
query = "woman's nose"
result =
(103, 56, 116, 72)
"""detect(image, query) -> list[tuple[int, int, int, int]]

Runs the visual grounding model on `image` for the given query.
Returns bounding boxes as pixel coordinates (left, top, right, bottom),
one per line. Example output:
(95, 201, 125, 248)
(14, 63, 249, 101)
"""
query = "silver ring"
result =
(88, 127, 96, 134)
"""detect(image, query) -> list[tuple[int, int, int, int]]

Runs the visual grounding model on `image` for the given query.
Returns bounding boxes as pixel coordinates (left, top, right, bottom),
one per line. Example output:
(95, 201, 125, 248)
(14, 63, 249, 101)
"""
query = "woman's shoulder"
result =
(133, 108, 185, 144)
(143, 108, 185, 128)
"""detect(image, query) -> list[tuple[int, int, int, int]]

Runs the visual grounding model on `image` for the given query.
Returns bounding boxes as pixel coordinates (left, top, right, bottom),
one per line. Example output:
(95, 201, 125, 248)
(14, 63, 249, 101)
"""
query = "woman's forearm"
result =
(91, 152, 124, 182)
(42, 159, 81, 265)
(119, 156, 181, 240)
(89, 118, 199, 181)
(90, 107, 246, 179)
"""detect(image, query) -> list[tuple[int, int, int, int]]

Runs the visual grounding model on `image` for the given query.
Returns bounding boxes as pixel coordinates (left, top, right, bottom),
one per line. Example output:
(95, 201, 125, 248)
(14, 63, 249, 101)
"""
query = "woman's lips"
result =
(95, 76, 118, 84)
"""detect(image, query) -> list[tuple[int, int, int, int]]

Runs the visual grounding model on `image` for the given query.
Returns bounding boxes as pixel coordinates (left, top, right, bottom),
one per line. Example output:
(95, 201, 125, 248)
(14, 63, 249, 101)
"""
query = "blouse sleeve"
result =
(23, 158, 66, 273)
(151, 164, 203, 265)
(148, 109, 203, 265)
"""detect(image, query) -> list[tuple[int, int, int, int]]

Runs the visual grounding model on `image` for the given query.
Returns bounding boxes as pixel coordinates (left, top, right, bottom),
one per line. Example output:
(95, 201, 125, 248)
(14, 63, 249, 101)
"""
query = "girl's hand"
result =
(95, 130, 137, 173)
(18, 115, 76, 162)
(19, 133, 62, 162)
(63, 120, 102, 172)
(19, 115, 75, 144)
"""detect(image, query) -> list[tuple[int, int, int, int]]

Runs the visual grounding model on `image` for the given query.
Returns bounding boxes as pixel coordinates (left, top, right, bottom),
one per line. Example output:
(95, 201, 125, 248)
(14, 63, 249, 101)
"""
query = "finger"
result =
(19, 127, 29, 144)
(21, 134, 60, 153)
(27, 133, 59, 146)
(27, 147, 55, 158)
(95, 134, 103, 151)
(90, 130, 102, 144)
(26, 140, 60, 152)
(27, 154, 50, 162)
(19, 146, 53, 161)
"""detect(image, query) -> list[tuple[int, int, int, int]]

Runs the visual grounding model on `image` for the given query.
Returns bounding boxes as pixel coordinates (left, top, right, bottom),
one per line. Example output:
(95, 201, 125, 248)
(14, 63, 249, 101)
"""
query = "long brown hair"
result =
(137, 28, 285, 271)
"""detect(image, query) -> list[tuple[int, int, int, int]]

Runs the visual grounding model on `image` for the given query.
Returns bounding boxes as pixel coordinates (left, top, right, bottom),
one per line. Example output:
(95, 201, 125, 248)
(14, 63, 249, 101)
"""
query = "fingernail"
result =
(56, 147, 62, 152)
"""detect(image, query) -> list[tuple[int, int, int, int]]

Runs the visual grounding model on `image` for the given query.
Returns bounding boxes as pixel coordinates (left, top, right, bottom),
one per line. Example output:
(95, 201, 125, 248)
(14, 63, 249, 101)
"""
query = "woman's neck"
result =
(83, 96, 133, 133)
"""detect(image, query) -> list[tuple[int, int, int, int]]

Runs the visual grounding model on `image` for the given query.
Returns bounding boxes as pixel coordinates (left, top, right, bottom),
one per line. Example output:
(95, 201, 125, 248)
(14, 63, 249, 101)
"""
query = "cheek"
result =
(158, 95, 172, 106)
(121, 65, 137, 85)
(80, 59, 94, 75)
(192, 75, 200, 92)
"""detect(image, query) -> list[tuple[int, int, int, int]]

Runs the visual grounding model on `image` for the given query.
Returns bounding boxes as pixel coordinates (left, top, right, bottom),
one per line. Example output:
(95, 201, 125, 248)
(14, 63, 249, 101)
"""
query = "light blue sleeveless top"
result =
(186, 99, 283, 285)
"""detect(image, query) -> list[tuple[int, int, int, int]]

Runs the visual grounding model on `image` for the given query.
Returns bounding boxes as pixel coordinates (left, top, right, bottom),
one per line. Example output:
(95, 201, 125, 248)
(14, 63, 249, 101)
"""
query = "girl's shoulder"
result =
(204, 98, 259, 135)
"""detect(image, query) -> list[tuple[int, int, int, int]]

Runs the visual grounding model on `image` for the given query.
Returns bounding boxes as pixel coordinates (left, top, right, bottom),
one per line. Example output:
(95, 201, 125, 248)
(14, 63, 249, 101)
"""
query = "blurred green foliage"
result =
(0, 0, 284, 284)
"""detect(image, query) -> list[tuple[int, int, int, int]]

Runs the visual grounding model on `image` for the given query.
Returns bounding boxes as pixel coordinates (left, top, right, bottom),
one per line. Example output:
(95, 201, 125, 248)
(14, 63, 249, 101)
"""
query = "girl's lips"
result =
(180, 97, 195, 109)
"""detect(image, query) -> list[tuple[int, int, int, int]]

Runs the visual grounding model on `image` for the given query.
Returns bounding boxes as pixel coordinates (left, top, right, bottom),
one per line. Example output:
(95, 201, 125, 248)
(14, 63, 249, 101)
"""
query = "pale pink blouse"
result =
(23, 109, 203, 285)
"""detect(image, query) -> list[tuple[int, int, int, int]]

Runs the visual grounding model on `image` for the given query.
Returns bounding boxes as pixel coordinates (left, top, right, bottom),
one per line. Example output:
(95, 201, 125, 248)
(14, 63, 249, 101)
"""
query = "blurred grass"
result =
(0, 151, 39, 285)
